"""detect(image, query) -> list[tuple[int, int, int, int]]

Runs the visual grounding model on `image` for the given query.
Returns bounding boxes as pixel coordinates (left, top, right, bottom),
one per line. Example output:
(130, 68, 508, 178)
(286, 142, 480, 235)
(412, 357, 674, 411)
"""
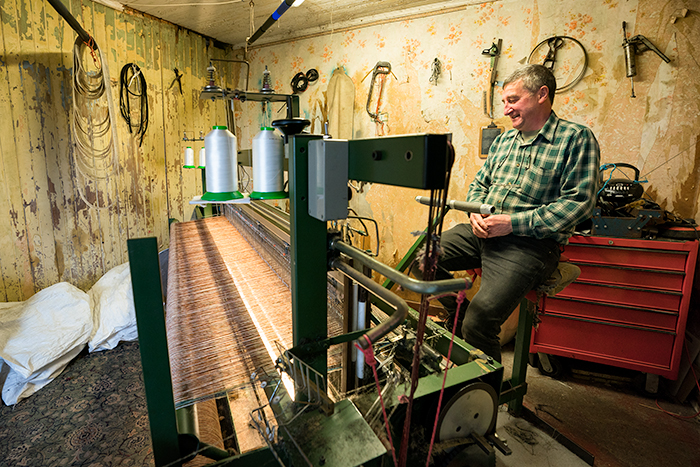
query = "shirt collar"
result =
(534, 111, 558, 144)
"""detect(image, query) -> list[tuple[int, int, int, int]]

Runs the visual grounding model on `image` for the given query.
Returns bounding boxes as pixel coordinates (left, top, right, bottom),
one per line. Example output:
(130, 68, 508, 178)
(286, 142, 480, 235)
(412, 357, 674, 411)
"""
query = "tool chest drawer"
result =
(531, 235, 698, 380)
(544, 297, 679, 331)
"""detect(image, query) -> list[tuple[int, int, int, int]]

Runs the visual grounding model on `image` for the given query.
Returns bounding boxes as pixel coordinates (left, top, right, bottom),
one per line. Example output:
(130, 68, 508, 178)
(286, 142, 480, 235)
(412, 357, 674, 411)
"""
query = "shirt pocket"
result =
(519, 165, 559, 201)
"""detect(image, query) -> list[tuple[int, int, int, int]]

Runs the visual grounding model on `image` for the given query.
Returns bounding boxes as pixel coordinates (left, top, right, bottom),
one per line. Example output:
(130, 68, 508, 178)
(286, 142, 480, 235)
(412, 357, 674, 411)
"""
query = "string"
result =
(355, 337, 398, 467)
(398, 144, 454, 466)
(166, 217, 293, 405)
(426, 290, 467, 465)
(640, 140, 698, 179)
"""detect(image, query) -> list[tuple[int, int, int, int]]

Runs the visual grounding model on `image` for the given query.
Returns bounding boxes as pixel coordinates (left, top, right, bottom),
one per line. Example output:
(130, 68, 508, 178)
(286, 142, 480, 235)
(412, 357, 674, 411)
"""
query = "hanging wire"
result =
(72, 37, 120, 209)
(119, 63, 149, 147)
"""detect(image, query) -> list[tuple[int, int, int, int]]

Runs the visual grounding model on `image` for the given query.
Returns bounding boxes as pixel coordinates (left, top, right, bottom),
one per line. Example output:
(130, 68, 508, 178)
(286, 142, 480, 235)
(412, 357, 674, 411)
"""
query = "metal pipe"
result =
(331, 240, 469, 295)
(331, 259, 408, 349)
(47, 0, 93, 46)
(210, 58, 251, 91)
(247, 0, 296, 46)
(415, 195, 495, 215)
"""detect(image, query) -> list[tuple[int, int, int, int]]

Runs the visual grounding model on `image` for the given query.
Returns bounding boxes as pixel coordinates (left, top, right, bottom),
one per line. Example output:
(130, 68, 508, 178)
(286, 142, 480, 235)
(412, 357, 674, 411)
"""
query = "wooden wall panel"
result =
(0, 1, 233, 299)
(0, 0, 32, 301)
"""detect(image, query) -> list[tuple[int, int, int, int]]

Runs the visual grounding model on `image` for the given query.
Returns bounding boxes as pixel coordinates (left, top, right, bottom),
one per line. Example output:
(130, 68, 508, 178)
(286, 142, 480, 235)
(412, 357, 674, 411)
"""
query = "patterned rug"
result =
(0, 342, 153, 466)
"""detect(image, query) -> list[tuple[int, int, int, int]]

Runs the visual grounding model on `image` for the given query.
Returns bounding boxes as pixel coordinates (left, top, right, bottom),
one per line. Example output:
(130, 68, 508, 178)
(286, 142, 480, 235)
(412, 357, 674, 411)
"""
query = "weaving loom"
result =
(128, 132, 530, 467)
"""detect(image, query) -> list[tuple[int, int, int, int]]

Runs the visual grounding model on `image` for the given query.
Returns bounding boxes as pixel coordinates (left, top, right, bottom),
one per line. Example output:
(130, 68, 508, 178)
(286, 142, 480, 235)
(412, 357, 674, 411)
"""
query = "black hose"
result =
(47, 0, 94, 46)
(119, 64, 149, 147)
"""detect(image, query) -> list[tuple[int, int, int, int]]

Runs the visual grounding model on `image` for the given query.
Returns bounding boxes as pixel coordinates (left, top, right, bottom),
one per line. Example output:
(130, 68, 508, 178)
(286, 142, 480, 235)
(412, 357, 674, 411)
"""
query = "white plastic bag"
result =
(87, 262, 138, 352)
(0, 282, 92, 405)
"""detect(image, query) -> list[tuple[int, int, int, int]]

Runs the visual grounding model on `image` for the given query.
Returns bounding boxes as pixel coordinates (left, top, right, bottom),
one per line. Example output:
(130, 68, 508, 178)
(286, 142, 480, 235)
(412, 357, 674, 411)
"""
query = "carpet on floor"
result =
(0, 341, 153, 467)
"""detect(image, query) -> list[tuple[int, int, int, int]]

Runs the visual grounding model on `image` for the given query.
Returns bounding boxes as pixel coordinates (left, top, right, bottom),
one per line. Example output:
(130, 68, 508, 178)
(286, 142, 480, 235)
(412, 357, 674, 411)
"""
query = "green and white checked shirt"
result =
(466, 111, 600, 244)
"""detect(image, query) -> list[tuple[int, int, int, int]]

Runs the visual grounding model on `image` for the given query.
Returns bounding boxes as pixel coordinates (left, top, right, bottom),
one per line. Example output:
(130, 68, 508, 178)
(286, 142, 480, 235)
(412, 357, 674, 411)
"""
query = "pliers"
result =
(169, 68, 183, 94)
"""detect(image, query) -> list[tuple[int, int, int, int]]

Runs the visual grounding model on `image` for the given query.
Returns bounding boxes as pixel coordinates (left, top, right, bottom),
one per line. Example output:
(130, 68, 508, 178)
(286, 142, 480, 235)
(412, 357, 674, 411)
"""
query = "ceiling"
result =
(114, 0, 490, 49)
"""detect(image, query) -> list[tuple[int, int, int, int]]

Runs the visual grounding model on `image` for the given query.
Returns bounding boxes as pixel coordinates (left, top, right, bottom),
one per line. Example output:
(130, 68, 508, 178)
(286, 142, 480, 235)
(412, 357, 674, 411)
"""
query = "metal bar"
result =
(381, 213, 444, 290)
(288, 134, 328, 376)
(415, 195, 495, 215)
(347, 134, 451, 189)
(331, 259, 409, 349)
(504, 297, 534, 415)
(332, 240, 468, 294)
(127, 238, 181, 467)
(176, 406, 199, 437)
(247, 0, 296, 45)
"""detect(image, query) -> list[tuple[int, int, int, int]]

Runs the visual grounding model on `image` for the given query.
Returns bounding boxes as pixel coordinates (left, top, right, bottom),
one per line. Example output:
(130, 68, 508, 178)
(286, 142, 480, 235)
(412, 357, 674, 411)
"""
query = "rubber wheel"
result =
(536, 353, 566, 379)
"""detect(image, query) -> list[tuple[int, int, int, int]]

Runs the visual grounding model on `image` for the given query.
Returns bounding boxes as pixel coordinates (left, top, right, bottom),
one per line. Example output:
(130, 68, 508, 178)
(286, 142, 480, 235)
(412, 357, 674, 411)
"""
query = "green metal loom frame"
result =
(127, 133, 529, 466)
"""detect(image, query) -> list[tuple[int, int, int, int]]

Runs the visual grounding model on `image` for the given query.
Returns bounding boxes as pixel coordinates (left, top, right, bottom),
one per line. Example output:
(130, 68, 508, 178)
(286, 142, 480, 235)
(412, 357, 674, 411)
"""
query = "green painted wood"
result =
(127, 237, 181, 467)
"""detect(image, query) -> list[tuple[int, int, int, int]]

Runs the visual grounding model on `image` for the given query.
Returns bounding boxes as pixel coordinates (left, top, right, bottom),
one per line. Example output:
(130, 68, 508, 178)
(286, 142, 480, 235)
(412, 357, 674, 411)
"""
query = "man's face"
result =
(502, 79, 545, 132)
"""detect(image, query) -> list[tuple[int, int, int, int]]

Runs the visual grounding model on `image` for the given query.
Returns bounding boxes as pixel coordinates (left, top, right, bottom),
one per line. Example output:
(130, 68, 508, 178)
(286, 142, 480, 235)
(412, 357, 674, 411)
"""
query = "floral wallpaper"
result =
(230, 0, 699, 269)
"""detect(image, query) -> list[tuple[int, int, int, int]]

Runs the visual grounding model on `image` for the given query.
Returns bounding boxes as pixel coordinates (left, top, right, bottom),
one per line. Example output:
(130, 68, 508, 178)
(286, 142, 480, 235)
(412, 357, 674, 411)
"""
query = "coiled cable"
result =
(72, 37, 119, 210)
(119, 63, 149, 147)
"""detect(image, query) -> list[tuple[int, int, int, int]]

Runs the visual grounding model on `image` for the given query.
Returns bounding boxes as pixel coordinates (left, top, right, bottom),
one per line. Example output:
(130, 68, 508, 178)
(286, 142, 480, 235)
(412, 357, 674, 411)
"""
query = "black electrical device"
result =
(599, 163, 644, 206)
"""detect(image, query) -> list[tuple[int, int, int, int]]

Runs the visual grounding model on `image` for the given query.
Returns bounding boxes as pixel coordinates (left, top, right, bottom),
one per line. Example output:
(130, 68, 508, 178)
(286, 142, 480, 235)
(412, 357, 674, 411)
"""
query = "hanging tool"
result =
(169, 68, 183, 95)
(527, 36, 588, 93)
(429, 58, 441, 86)
(622, 21, 671, 98)
(365, 61, 392, 124)
(481, 39, 502, 120)
(542, 37, 564, 70)
(480, 40, 503, 159)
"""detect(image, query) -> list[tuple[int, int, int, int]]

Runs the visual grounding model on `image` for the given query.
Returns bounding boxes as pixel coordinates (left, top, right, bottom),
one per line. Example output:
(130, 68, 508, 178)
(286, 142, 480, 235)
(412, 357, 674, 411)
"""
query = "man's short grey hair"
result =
(503, 64, 557, 105)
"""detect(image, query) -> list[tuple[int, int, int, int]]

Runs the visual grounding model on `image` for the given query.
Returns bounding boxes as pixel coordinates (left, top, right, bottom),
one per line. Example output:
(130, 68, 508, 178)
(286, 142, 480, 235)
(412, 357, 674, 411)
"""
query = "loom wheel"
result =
(436, 382, 498, 442)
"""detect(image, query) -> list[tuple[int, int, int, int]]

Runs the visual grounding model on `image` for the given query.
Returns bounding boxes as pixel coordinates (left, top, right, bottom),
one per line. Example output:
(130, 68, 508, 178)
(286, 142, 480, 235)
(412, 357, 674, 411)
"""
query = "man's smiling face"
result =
(502, 79, 548, 132)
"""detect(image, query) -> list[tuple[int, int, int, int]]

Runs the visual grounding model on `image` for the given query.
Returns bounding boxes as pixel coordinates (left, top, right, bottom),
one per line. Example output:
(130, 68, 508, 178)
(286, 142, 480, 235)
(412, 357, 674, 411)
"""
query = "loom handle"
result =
(415, 195, 495, 215)
(331, 258, 408, 350)
(330, 240, 471, 295)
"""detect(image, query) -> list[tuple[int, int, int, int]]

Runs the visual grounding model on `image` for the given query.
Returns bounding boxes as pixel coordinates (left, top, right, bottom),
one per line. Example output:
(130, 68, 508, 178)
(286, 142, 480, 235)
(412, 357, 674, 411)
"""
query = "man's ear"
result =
(538, 86, 549, 104)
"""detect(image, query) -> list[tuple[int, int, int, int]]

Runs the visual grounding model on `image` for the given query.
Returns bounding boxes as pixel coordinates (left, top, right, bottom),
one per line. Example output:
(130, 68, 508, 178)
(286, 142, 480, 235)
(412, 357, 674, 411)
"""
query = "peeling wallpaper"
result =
(0, 0, 698, 298)
(235, 0, 700, 268)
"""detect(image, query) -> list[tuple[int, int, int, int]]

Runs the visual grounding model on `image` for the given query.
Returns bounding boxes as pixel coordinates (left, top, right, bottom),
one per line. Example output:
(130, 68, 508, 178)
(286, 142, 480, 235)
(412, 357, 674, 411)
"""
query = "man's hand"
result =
(469, 213, 513, 238)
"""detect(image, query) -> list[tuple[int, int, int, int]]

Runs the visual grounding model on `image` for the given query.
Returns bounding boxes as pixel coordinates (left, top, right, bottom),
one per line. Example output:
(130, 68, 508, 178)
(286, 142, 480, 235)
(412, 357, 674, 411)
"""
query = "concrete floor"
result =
(487, 342, 700, 467)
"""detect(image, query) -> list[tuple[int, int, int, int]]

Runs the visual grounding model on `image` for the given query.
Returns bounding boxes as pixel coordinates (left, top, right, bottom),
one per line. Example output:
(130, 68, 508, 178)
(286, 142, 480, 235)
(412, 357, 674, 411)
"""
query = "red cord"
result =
(654, 342, 700, 420)
(83, 35, 99, 66)
(356, 336, 398, 467)
(425, 291, 466, 466)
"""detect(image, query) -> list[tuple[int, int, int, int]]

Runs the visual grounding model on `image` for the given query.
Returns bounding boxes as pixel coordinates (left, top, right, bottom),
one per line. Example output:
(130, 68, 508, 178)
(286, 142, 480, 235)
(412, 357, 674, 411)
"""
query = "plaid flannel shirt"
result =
(466, 111, 600, 244)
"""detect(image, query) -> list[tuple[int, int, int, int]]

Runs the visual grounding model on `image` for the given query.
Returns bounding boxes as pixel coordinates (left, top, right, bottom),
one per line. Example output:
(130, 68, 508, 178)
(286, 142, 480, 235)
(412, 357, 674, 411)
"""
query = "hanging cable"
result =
(72, 36, 120, 210)
(119, 63, 149, 147)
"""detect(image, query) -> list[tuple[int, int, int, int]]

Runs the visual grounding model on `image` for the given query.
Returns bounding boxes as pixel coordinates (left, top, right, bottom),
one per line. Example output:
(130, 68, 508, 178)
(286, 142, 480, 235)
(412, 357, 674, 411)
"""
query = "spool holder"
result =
(200, 88, 300, 121)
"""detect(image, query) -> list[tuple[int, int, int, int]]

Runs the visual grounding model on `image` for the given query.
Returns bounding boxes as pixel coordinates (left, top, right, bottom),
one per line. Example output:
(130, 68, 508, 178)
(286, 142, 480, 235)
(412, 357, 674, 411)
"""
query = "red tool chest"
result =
(530, 235, 699, 380)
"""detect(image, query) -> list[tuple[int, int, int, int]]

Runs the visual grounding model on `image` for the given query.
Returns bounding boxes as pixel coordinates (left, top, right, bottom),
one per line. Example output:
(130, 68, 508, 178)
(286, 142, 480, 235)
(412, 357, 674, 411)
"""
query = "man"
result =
(430, 64, 600, 362)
